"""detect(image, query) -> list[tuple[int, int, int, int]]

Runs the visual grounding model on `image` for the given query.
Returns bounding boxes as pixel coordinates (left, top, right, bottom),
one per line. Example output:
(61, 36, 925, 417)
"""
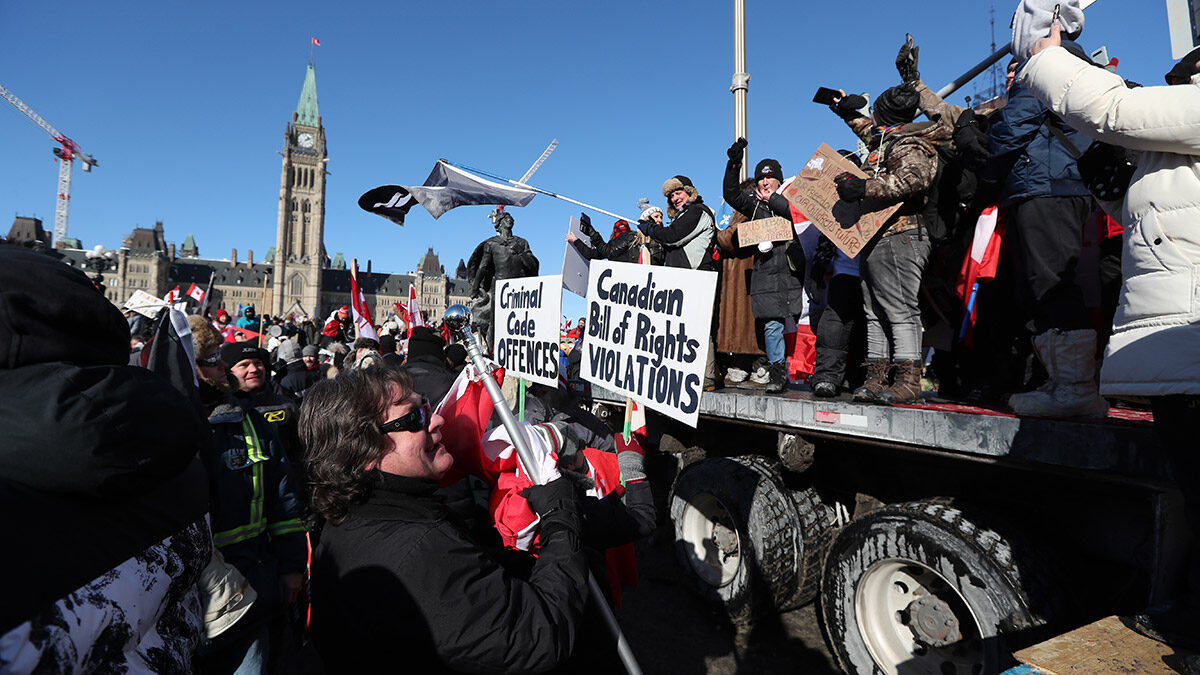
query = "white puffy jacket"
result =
(1021, 47, 1200, 397)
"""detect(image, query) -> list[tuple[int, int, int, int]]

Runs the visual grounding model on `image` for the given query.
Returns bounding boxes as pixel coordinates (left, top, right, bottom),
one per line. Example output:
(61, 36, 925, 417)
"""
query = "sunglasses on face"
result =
(196, 352, 222, 367)
(379, 397, 432, 434)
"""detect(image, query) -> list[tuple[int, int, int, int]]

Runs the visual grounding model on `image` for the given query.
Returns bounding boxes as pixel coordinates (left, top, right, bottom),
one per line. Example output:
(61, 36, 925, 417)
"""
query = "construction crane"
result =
(0, 82, 97, 247)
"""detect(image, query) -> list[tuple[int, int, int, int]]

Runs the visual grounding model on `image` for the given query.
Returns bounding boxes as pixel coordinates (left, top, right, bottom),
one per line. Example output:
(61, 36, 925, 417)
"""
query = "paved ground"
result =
(614, 522, 841, 674)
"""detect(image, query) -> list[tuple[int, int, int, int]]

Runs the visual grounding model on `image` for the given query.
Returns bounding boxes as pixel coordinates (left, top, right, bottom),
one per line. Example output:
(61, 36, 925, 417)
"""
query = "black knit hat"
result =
(0, 246, 129, 369)
(873, 84, 920, 126)
(1165, 46, 1200, 84)
(219, 341, 268, 368)
(754, 159, 783, 184)
(407, 326, 444, 360)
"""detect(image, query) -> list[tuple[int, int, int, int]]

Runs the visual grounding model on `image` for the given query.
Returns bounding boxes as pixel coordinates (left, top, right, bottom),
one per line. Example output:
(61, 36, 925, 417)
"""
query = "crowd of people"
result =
(3, 0, 1200, 670)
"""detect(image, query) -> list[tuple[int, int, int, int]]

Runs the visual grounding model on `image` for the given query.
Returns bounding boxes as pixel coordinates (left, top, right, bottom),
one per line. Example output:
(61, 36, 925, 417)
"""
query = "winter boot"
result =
(878, 359, 924, 404)
(1009, 329, 1108, 418)
(852, 358, 890, 403)
(765, 362, 790, 394)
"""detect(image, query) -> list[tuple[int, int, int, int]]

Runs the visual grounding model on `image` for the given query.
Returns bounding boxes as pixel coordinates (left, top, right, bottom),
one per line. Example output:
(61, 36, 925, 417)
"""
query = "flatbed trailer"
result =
(589, 385, 1190, 675)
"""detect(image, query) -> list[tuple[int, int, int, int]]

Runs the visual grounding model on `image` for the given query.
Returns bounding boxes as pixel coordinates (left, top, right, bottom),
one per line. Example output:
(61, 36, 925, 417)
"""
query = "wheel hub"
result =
(904, 593, 963, 648)
(712, 522, 739, 560)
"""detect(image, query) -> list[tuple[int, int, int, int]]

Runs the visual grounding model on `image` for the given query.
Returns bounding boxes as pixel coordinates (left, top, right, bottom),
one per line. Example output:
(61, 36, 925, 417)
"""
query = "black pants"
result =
(1152, 395, 1200, 602)
(812, 274, 864, 386)
(1008, 195, 1094, 335)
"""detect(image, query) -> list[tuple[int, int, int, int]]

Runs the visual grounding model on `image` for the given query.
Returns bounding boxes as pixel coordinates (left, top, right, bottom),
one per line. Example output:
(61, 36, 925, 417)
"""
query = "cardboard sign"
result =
(738, 216, 794, 247)
(124, 289, 169, 319)
(493, 274, 563, 388)
(581, 261, 717, 427)
(561, 215, 591, 298)
(781, 143, 902, 258)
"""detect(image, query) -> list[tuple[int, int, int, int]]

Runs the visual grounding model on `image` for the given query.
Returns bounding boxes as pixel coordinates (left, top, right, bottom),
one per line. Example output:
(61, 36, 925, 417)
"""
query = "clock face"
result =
(298, 132, 315, 148)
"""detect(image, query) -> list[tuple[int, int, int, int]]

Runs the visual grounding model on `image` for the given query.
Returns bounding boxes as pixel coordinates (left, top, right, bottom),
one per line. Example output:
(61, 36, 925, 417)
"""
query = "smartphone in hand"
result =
(813, 87, 840, 105)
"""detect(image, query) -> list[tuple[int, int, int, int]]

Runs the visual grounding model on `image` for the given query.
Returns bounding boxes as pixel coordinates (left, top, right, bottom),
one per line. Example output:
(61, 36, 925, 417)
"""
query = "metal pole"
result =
(936, 0, 1102, 100)
(443, 160, 641, 223)
(732, 0, 749, 182)
(446, 307, 643, 675)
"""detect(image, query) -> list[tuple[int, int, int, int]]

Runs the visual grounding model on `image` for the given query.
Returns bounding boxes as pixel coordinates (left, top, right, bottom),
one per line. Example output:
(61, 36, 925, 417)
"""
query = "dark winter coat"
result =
(403, 354, 457, 407)
(276, 360, 322, 402)
(722, 160, 806, 318)
(203, 398, 306, 622)
(310, 472, 587, 673)
(642, 199, 718, 271)
(570, 230, 664, 266)
(984, 62, 1090, 207)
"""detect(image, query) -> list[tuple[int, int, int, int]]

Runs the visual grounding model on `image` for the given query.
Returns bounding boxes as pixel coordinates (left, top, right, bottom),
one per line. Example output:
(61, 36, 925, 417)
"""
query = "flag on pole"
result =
(163, 286, 181, 303)
(312, 37, 320, 46)
(186, 283, 206, 303)
(407, 284, 425, 328)
(357, 160, 536, 225)
(435, 361, 506, 482)
(956, 205, 1006, 345)
(349, 262, 378, 341)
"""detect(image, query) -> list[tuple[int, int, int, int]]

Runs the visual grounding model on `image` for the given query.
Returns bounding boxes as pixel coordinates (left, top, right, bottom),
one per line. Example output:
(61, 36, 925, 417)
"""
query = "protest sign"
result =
(781, 143, 902, 258)
(561, 215, 591, 297)
(581, 261, 717, 427)
(124, 289, 169, 319)
(738, 216, 794, 247)
(493, 274, 563, 388)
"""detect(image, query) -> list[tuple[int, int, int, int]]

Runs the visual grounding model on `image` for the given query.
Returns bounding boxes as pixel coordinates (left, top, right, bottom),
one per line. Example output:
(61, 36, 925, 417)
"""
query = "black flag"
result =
(358, 185, 418, 226)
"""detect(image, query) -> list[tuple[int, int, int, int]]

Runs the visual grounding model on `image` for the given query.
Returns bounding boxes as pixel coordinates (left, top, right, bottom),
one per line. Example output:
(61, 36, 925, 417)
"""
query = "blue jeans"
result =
(764, 319, 786, 364)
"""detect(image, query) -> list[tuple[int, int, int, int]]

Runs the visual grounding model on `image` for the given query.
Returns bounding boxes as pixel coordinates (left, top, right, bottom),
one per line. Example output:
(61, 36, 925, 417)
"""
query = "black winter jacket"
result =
(570, 230, 664, 266)
(311, 472, 588, 673)
(722, 159, 806, 318)
(403, 355, 457, 407)
(276, 360, 322, 402)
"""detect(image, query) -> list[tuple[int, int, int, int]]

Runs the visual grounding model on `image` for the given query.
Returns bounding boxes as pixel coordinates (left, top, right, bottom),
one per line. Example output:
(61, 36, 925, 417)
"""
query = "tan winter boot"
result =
(878, 359, 924, 404)
(1009, 329, 1108, 418)
(852, 359, 890, 403)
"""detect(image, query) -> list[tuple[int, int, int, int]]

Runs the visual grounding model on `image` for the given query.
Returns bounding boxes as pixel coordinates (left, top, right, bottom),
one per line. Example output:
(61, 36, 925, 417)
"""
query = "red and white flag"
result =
(312, 37, 320, 46)
(435, 361, 506, 483)
(957, 205, 1007, 345)
(186, 283, 206, 303)
(349, 262, 378, 341)
(407, 284, 425, 328)
(163, 286, 181, 303)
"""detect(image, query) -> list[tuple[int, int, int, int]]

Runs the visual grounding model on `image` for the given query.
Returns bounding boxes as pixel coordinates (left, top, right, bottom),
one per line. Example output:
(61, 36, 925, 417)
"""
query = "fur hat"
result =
(753, 158, 783, 184)
(187, 314, 223, 361)
(662, 175, 699, 219)
(1011, 0, 1084, 63)
(637, 197, 662, 222)
(873, 84, 920, 126)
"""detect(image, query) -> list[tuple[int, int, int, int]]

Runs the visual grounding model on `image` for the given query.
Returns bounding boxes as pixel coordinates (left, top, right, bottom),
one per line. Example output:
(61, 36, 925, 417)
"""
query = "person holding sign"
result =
(828, 84, 952, 404)
(566, 213, 661, 265)
(722, 138, 805, 393)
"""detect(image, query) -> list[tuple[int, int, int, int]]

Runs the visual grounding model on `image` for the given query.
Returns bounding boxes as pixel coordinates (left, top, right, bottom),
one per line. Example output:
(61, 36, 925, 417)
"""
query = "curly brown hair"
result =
(299, 367, 414, 524)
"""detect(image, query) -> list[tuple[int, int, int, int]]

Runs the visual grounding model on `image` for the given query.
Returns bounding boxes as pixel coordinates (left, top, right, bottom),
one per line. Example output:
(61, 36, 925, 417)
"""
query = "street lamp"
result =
(85, 244, 116, 294)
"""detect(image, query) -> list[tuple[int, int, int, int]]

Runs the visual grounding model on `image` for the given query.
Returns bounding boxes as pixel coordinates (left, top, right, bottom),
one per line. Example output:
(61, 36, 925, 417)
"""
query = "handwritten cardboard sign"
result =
(581, 261, 717, 427)
(781, 143, 902, 258)
(738, 216, 794, 247)
(493, 274, 563, 388)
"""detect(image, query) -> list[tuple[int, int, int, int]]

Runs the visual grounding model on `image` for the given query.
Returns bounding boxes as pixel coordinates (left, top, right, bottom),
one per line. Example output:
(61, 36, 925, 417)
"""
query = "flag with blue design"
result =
(715, 200, 733, 230)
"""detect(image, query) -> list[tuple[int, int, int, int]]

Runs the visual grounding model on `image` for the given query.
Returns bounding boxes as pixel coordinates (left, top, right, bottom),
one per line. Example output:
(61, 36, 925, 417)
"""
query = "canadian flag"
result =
(435, 360, 506, 483)
(957, 205, 1007, 345)
(163, 286, 181, 303)
(349, 262, 378, 341)
(312, 37, 320, 46)
(407, 284, 425, 328)
(186, 283, 206, 303)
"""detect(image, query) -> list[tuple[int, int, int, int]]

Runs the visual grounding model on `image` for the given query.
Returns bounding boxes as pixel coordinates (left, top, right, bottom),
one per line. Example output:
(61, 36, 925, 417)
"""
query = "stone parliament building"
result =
(5, 63, 470, 324)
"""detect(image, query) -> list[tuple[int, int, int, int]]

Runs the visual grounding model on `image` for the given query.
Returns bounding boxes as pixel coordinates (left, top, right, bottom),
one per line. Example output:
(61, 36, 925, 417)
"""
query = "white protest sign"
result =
(492, 274, 563, 388)
(561, 215, 591, 298)
(124, 289, 169, 319)
(581, 261, 717, 427)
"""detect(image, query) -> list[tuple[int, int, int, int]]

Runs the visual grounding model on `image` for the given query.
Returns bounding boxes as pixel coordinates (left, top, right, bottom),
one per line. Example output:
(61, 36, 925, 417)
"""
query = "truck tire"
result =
(821, 501, 1059, 675)
(671, 455, 830, 621)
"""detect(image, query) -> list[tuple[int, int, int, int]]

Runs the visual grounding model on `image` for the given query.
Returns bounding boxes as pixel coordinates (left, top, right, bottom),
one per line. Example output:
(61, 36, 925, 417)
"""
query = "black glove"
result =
(896, 34, 920, 84)
(831, 94, 869, 121)
(726, 137, 747, 163)
(952, 109, 990, 170)
(521, 477, 582, 543)
(578, 212, 598, 239)
(835, 172, 867, 202)
(637, 219, 653, 235)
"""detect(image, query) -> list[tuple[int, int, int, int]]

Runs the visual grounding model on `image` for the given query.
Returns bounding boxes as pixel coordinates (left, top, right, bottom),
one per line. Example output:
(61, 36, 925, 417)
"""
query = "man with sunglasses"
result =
(302, 367, 589, 672)
(188, 316, 307, 674)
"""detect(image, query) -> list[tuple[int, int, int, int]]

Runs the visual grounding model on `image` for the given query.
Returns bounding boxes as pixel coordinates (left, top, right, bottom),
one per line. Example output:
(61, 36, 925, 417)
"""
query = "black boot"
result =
(765, 362, 790, 394)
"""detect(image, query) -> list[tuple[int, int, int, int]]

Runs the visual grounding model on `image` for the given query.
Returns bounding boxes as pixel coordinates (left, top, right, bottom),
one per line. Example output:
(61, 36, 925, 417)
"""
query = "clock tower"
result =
(273, 63, 327, 318)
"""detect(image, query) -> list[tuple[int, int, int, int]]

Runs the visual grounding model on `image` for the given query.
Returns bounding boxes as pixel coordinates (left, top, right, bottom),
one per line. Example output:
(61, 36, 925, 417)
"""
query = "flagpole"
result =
(444, 305, 643, 675)
(351, 259, 360, 340)
(443, 160, 641, 224)
(258, 270, 271, 347)
(198, 270, 215, 317)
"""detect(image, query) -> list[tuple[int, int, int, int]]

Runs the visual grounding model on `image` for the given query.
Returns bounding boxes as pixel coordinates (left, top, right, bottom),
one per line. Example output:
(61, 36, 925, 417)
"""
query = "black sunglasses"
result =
(196, 352, 222, 367)
(379, 397, 432, 434)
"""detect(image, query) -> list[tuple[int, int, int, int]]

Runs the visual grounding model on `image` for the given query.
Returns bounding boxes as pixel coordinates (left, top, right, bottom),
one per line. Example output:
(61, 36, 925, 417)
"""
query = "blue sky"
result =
(0, 1, 1173, 318)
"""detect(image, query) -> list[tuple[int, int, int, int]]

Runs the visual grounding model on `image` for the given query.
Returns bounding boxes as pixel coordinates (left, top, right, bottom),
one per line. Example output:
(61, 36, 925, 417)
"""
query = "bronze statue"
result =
(466, 208, 540, 348)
